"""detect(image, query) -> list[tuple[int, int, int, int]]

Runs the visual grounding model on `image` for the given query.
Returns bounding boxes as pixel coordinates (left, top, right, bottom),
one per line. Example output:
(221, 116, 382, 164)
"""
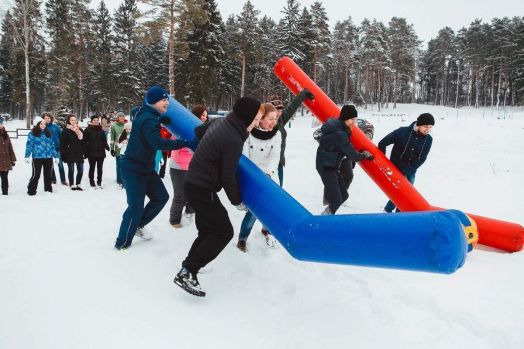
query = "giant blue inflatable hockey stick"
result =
(164, 96, 467, 274)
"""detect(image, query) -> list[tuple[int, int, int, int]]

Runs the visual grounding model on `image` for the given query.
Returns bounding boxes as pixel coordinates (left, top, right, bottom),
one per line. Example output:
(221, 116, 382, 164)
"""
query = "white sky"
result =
(214, 0, 524, 44)
(1, 0, 523, 45)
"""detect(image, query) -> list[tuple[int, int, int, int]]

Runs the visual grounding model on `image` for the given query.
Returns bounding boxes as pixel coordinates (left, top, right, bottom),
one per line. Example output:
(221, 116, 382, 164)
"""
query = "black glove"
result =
(159, 116, 171, 125)
(303, 89, 315, 100)
(110, 149, 115, 157)
(362, 150, 374, 161)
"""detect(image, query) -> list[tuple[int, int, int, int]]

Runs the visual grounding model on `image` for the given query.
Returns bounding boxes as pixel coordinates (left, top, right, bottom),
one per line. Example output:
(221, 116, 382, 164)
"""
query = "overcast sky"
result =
(107, 0, 523, 44)
(2, 0, 523, 45)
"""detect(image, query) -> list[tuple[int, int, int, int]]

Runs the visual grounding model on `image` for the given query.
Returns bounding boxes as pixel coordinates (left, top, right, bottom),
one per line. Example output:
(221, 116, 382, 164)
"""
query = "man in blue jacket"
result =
(42, 112, 66, 185)
(378, 113, 435, 213)
(114, 86, 197, 250)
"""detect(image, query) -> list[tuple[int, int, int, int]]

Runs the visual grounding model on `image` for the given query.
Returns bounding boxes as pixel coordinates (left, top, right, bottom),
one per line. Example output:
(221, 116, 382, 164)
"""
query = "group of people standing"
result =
(0, 108, 139, 196)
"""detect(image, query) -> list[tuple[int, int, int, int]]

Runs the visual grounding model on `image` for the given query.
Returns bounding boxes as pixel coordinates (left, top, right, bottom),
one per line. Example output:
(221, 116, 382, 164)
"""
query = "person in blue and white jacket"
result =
(236, 103, 281, 252)
(25, 120, 58, 195)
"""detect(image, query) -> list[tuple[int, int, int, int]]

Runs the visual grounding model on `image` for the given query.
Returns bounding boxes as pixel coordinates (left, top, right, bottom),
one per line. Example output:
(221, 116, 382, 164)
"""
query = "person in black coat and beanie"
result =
(316, 105, 373, 215)
(84, 115, 110, 188)
(174, 96, 264, 297)
(60, 114, 85, 191)
(378, 113, 434, 212)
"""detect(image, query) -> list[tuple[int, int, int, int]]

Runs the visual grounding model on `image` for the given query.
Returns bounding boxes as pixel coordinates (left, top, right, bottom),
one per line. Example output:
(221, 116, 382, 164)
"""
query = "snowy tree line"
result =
(1, 0, 523, 124)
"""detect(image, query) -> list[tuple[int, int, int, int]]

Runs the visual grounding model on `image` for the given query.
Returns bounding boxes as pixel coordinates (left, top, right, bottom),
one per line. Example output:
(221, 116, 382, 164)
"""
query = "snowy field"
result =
(1, 104, 523, 348)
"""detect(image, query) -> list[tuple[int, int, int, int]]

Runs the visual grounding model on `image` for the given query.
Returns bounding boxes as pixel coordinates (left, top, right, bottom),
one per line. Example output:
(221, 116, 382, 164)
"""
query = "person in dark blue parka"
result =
(114, 86, 197, 250)
(378, 113, 434, 212)
(316, 105, 373, 215)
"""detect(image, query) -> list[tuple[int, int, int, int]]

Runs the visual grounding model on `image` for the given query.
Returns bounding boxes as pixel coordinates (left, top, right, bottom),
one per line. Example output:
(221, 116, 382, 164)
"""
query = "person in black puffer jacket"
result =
(60, 114, 85, 191)
(316, 105, 373, 215)
(174, 96, 264, 297)
(83, 115, 110, 188)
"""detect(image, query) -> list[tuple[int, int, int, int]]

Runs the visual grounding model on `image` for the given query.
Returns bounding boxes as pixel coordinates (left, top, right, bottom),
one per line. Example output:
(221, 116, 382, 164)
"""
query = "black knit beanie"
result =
(233, 97, 261, 127)
(340, 105, 358, 121)
(416, 113, 435, 126)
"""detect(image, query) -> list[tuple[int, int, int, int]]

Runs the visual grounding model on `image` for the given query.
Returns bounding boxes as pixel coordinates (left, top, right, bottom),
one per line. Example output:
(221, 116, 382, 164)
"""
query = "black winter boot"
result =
(174, 268, 205, 297)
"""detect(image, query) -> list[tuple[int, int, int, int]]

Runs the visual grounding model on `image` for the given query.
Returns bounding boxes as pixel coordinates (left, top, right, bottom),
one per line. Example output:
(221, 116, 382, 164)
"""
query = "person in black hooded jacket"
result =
(174, 96, 264, 297)
(316, 105, 373, 215)
(83, 115, 110, 188)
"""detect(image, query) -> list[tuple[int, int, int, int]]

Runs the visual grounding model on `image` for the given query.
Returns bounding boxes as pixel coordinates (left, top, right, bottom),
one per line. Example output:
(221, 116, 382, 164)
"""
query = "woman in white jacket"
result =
(237, 103, 281, 252)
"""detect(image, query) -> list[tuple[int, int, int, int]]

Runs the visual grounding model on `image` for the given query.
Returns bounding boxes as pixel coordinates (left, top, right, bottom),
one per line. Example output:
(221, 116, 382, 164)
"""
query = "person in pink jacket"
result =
(169, 105, 208, 228)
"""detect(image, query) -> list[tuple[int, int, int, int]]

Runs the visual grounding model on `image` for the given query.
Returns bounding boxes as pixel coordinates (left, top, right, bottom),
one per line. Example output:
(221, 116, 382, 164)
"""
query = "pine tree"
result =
(236, 1, 260, 97)
(91, 0, 114, 113)
(220, 15, 242, 108)
(332, 17, 358, 104)
(309, 1, 330, 84)
(0, 11, 14, 114)
(142, 21, 168, 90)
(277, 0, 304, 61)
(70, 0, 92, 118)
(113, 0, 143, 112)
(513, 17, 524, 104)
(387, 17, 419, 107)
(359, 19, 390, 109)
(297, 7, 314, 76)
(186, 0, 225, 106)
(257, 15, 279, 101)
(10, 0, 45, 127)
(45, 0, 75, 112)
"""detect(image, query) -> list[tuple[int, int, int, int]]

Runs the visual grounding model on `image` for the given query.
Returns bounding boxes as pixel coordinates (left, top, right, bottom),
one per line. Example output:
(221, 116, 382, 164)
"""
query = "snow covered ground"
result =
(1, 104, 523, 348)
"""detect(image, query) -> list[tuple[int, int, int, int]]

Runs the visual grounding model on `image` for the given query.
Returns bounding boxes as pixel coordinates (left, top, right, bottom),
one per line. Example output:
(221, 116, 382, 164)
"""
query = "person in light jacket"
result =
(236, 103, 281, 252)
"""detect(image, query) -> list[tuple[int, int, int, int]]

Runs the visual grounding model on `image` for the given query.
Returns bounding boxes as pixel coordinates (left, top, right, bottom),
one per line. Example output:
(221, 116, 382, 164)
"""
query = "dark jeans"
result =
(384, 172, 416, 212)
(115, 162, 169, 249)
(158, 152, 168, 178)
(115, 156, 123, 184)
(50, 151, 66, 183)
(66, 162, 84, 186)
(169, 168, 193, 224)
(278, 162, 284, 187)
(318, 166, 349, 214)
(27, 158, 53, 195)
(239, 210, 257, 241)
(88, 157, 105, 185)
(182, 181, 234, 274)
(1, 171, 8, 194)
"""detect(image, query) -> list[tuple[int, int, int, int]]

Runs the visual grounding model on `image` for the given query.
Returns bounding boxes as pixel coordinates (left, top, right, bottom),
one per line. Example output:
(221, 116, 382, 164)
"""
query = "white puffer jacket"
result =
(243, 129, 281, 182)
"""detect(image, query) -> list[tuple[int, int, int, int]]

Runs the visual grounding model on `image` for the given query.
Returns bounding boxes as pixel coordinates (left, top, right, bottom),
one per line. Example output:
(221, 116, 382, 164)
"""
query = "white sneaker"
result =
(135, 227, 153, 240)
(261, 229, 277, 248)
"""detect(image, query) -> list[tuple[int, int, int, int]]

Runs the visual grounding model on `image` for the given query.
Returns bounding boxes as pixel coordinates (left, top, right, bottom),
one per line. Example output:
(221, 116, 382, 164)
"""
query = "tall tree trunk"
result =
(491, 64, 495, 108)
(78, 27, 84, 119)
(377, 65, 381, 112)
(393, 74, 397, 109)
(496, 63, 503, 110)
(475, 66, 480, 108)
(24, 44, 31, 128)
(343, 65, 349, 103)
(23, 8, 31, 129)
(168, 1, 175, 96)
(455, 60, 460, 108)
(240, 53, 246, 97)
